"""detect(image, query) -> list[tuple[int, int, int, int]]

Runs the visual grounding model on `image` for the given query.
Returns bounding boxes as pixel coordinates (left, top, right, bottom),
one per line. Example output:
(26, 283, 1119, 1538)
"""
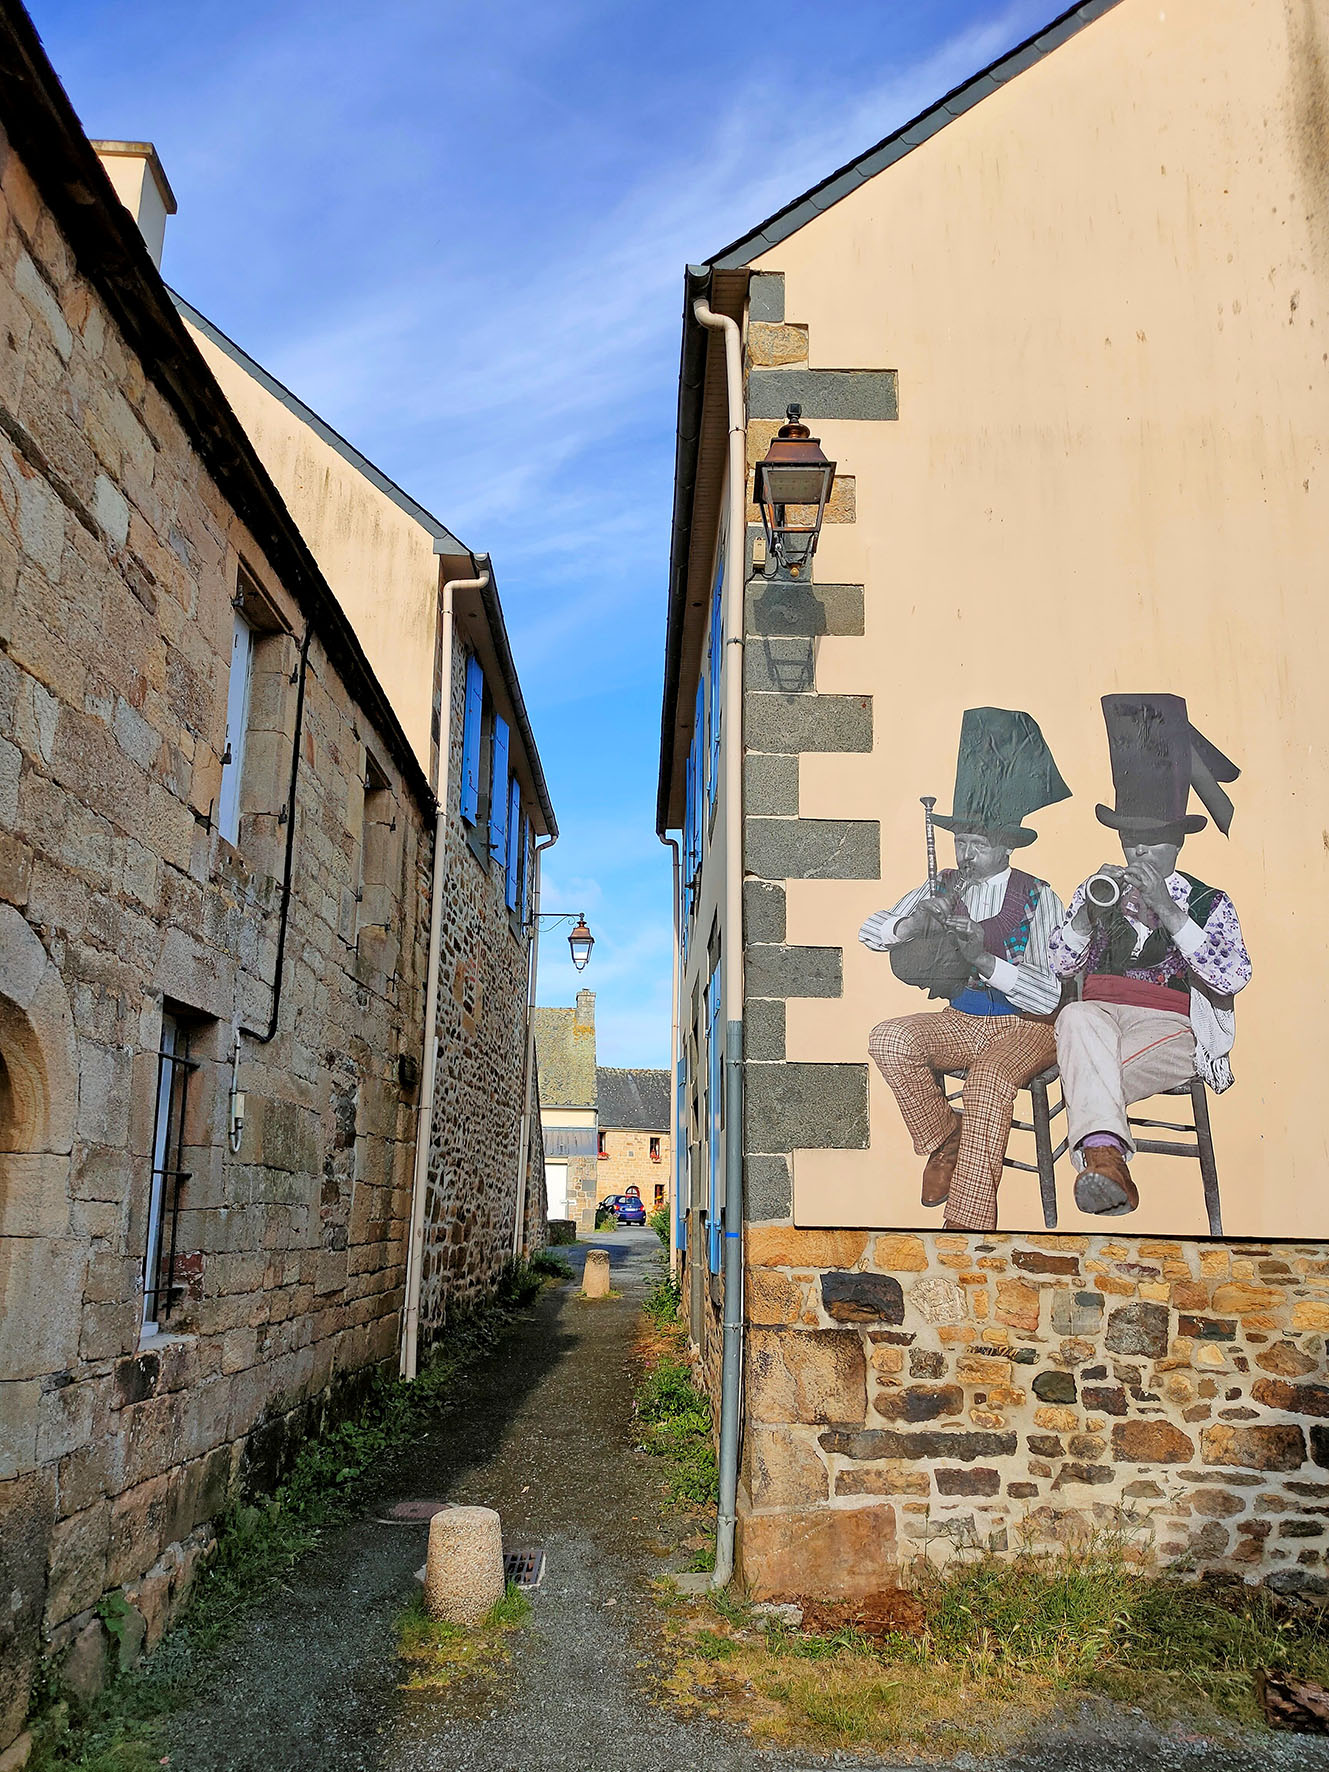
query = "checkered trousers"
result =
(868, 1008, 1057, 1232)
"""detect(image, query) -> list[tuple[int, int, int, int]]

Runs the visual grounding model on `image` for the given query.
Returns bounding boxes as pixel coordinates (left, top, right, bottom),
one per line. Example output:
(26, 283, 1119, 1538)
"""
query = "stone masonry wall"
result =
(0, 123, 440, 1745)
(416, 636, 540, 1341)
(597, 1127, 670, 1214)
(737, 1226, 1329, 1600)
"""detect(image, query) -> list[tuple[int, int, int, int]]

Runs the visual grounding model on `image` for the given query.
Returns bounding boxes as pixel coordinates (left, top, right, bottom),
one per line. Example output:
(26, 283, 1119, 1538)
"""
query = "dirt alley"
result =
(164, 1230, 1329, 1772)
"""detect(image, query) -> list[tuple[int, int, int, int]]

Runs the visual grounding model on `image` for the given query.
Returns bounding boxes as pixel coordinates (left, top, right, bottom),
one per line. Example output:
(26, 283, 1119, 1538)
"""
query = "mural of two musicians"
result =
(860, 696, 1251, 1234)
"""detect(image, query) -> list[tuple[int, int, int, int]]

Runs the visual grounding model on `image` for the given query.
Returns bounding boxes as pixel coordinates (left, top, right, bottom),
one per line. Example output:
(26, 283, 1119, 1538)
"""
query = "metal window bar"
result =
(144, 1033, 198, 1326)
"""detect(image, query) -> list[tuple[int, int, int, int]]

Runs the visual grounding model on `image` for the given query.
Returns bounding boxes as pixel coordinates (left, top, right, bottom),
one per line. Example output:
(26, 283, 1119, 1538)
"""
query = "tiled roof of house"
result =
(532, 1004, 597, 1109)
(596, 1068, 670, 1132)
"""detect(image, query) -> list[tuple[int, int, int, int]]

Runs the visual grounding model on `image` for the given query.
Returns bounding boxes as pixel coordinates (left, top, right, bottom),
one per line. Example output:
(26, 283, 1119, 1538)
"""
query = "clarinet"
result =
(921, 795, 939, 896)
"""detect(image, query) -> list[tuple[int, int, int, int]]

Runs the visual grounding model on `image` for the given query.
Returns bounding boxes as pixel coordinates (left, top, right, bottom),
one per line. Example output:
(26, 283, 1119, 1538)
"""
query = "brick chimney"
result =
(573, 989, 595, 1035)
(90, 141, 176, 269)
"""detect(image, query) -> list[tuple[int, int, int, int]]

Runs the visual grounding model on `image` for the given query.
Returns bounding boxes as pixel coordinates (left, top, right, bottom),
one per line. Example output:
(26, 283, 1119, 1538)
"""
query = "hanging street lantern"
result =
(568, 916, 594, 972)
(752, 403, 837, 576)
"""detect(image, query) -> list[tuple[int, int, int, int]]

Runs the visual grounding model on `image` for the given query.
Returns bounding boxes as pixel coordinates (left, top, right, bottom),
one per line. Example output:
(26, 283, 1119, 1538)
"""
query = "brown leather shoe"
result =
(1074, 1144, 1140, 1216)
(921, 1118, 962, 1207)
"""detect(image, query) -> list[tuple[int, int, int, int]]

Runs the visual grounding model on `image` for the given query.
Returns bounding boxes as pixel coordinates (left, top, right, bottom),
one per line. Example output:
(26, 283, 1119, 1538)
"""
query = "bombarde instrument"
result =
(1086, 871, 1122, 910)
(888, 796, 976, 1000)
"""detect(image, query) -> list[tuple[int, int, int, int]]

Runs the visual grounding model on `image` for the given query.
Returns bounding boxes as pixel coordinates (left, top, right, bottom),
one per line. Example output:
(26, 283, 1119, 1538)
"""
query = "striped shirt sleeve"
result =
(858, 882, 930, 951)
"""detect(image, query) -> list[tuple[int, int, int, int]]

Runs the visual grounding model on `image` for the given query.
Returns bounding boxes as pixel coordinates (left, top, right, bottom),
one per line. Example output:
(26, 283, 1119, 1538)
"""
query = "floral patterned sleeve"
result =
(1048, 883, 1095, 978)
(1174, 892, 1251, 996)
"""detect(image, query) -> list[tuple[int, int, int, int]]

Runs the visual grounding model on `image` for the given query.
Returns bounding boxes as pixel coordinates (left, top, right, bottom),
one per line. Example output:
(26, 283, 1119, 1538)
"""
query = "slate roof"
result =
(532, 1006, 597, 1110)
(708, 0, 1124, 270)
(596, 1068, 670, 1132)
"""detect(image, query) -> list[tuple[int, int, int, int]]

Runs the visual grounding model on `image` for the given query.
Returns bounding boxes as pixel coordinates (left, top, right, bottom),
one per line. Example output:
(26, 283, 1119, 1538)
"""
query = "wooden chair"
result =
(941, 1067, 1221, 1235)
(940, 1065, 1066, 1230)
(1127, 1077, 1223, 1236)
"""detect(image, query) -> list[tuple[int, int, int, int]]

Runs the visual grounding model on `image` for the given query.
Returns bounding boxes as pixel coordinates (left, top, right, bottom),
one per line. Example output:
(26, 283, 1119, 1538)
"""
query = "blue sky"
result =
(30, 0, 1060, 1064)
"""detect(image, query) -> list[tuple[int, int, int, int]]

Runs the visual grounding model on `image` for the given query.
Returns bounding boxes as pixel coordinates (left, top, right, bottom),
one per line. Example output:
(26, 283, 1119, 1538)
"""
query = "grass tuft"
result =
(395, 1581, 532, 1691)
(658, 1539, 1329, 1758)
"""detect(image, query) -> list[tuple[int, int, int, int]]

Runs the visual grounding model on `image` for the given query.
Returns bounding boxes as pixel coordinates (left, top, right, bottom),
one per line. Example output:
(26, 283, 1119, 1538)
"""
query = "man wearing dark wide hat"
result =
(1049, 693, 1252, 1216)
(861, 708, 1069, 1232)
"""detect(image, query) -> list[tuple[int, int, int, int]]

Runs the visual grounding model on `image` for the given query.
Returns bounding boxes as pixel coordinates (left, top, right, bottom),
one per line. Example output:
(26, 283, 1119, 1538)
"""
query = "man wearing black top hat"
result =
(1049, 694, 1252, 1216)
(861, 707, 1070, 1232)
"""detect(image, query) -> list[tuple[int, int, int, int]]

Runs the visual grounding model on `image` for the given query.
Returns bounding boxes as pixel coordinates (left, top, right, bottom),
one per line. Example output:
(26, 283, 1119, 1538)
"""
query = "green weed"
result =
(647, 1204, 670, 1246)
(395, 1581, 532, 1691)
(660, 1542, 1329, 1757)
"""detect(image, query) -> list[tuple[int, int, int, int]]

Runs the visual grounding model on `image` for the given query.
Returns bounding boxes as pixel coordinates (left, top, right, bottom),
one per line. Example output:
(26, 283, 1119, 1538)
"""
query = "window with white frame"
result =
(217, 608, 254, 845)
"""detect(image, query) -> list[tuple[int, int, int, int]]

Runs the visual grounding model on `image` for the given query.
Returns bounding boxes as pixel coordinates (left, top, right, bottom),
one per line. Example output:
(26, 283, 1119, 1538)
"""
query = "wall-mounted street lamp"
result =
(753, 403, 836, 577)
(531, 910, 596, 972)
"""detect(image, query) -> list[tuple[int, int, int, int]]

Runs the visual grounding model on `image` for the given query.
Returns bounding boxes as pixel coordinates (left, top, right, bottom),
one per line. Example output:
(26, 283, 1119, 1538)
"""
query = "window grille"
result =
(142, 1013, 198, 1334)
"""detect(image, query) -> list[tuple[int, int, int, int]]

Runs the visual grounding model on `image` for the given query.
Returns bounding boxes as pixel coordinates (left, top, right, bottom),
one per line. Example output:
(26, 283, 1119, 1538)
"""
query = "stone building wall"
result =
(567, 1157, 599, 1232)
(415, 636, 543, 1342)
(596, 1128, 670, 1213)
(0, 109, 498, 1747)
(737, 1226, 1329, 1599)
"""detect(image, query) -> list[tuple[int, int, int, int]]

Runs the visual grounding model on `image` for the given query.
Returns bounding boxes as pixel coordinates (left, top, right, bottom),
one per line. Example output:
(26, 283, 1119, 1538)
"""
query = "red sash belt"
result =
(1083, 974, 1190, 1017)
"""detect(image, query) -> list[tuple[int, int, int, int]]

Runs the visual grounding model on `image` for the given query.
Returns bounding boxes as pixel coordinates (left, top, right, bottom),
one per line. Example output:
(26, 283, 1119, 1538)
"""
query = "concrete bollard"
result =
(582, 1248, 611, 1298)
(423, 1504, 505, 1625)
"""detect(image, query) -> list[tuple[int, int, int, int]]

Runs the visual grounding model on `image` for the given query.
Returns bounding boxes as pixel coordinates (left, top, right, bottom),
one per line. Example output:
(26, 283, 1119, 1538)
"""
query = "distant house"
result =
(532, 990, 599, 1228)
(596, 1067, 671, 1217)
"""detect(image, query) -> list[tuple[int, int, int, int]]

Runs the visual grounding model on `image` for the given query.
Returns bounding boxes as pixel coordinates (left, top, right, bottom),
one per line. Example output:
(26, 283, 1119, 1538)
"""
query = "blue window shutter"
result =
(693, 676, 706, 838)
(460, 655, 484, 824)
(521, 815, 532, 924)
(505, 777, 521, 910)
(682, 738, 695, 953)
(489, 715, 509, 866)
(708, 552, 723, 809)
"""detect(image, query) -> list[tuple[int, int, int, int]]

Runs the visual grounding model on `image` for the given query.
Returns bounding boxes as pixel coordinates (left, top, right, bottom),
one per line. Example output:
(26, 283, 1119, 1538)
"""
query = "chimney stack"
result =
(90, 141, 176, 269)
(573, 989, 595, 1034)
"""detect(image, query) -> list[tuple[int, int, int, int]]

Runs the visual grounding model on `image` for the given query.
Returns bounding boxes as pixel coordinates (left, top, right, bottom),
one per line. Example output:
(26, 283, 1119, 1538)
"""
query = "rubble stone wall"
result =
(736, 1226, 1329, 1600)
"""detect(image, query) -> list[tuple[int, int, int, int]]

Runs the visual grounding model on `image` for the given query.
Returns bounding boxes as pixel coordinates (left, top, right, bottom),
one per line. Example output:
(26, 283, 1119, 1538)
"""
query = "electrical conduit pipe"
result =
(401, 557, 491, 1381)
(692, 296, 746, 1589)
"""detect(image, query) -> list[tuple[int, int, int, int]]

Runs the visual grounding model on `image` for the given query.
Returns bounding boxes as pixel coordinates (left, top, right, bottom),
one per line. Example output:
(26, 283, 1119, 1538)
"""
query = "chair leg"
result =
(1030, 1073, 1058, 1231)
(1191, 1077, 1223, 1237)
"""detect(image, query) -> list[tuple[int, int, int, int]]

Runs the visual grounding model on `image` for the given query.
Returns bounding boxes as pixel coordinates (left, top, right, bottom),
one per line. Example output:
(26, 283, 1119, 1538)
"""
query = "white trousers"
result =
(1054, 999, 1196, 1165)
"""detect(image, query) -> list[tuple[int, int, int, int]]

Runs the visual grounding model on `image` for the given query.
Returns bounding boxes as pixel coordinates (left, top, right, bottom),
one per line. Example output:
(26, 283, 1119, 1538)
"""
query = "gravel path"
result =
(164, 1231, 1329, 1772)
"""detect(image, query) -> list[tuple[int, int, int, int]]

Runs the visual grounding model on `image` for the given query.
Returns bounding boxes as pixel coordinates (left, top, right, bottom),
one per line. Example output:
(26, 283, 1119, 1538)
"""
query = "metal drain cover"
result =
(504, 1546, 546, 1589)
(379, 1499, 453, 1524)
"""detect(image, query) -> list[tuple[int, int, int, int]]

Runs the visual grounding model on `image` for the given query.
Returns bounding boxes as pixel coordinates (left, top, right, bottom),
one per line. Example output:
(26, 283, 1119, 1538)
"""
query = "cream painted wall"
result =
(186, 327, 440, 771)
(753, 0, 1329, 1238)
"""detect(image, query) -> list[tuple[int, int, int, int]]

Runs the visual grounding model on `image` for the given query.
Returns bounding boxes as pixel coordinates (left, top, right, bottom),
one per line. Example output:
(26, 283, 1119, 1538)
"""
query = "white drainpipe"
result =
(692, 295, 747, 1588)
(400, 558, 490, 1381)
(512, 833, 558, 1256)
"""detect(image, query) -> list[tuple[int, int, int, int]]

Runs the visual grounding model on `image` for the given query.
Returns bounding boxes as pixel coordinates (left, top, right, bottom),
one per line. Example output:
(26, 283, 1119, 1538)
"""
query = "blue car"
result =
(614, 1194, 648, 1226)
